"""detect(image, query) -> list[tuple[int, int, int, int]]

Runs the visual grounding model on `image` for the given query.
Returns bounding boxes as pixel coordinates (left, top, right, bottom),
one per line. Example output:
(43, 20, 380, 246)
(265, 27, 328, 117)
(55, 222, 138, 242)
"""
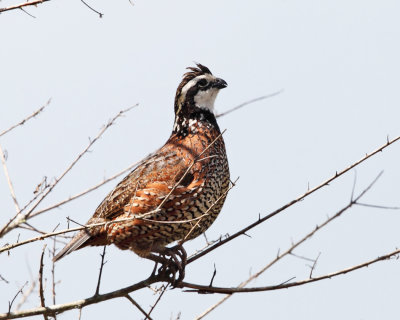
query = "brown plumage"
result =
(54, 63, 230, 265)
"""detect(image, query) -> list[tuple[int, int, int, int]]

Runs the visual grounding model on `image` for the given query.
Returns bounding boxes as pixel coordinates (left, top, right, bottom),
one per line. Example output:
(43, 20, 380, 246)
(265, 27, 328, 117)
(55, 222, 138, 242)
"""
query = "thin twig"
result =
(288, 252, 315, 263)
(215, 90, 283, 118)
(80, 0, 103, 17)
(8, 282, 28, 314)
(0, 144, 20, 213)
(38, 245, 49, 320)
(125, 295, 153, 320)
(308, 252, 321, 279)
(0, 99, 50, 137)
(19, 7, 36, 18)
(1, 182, 50, 236)
(355, 203, 400, 210)
(50, 225, 58, 309)
(15, 280, 36, 312)
(95, 246, 107, 296)
(0, 274, 9, 284)
(146, 285, 168, 320)
(209, 264, 217, 287)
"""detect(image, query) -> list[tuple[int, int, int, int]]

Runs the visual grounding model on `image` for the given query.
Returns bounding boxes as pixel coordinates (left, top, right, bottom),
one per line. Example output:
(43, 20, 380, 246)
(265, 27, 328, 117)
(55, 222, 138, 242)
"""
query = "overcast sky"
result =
(1, 1, 400, 319)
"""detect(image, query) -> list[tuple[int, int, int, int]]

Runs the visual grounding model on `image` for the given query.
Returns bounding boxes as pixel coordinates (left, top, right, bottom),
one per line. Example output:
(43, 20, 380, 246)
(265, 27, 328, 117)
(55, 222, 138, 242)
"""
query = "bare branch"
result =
(125, 295, 153, 320)
(19, 7, 36, 18)
(0, 144, 20, 213)
(308, 252, 321, 279)
(95, 246, 107, 296)
(0, 274, 169, 320)
(0, 274, 9, 284)
(50, 236, 58, 308)
(38, 245, 49, 320)
(146, 285, 168, 320)
(8, 282, 28, 314)
(209, 264, 217, 287)
(180, 247, 400, 294)
(0, 99, 50, 138)
(187, 137, 400, 264)
(1, 181, 50, 236)
(355, 202, 400, 210)
(288, 252, 315, 263)
(15, 280, 36, 312)
(215, 90, 283, 118)
(6, 239, 397, 319)
(0, 0, 51, 13)
(80, 0, 103, 17)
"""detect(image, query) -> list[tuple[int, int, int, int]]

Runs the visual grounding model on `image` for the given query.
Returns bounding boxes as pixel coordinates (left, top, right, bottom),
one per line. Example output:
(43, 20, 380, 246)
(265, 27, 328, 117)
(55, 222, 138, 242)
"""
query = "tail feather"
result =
(53, 230, 91, 262)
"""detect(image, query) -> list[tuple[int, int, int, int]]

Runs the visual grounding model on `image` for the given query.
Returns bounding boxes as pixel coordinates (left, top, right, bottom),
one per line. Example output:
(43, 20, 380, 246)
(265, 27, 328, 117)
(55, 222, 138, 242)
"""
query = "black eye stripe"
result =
(197, 79, 215, 91)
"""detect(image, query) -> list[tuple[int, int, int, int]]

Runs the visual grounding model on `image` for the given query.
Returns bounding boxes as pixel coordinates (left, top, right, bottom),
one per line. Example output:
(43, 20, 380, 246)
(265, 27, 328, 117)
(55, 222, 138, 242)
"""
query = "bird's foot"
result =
(150, 244, 187, 286)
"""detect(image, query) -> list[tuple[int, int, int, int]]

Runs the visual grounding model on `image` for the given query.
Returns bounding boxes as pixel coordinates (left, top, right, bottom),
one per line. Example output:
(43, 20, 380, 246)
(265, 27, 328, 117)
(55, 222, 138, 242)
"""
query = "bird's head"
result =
(174, 63, 227, 116)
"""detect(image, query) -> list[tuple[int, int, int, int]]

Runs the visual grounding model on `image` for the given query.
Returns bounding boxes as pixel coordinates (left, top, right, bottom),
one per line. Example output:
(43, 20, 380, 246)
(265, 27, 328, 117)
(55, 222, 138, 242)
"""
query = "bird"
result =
(54, 63, 230, 280)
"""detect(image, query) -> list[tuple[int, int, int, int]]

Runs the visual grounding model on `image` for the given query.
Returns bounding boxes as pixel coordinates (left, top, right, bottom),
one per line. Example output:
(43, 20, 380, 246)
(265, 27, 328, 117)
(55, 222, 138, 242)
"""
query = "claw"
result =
(146, 244, 187, 285)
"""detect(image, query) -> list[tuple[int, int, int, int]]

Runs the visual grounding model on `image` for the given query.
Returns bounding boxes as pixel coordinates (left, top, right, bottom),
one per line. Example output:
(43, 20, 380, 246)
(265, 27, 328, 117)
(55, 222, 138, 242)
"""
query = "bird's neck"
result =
(172, 102, 220, 138)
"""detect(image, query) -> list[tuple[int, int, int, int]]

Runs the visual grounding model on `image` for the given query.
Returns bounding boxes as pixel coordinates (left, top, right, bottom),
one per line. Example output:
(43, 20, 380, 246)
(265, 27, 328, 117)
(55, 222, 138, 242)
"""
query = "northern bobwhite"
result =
(54, 64, 230, 279)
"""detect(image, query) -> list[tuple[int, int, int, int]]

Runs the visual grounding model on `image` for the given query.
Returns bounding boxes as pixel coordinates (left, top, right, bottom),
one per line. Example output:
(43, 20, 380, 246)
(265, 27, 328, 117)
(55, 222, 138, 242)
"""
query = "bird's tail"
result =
(53, 230, 91, 262)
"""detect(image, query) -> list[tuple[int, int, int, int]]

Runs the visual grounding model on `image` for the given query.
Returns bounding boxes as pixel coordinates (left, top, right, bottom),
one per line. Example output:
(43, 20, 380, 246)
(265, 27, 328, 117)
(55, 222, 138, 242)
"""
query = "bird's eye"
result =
(198, 79, 208, 87)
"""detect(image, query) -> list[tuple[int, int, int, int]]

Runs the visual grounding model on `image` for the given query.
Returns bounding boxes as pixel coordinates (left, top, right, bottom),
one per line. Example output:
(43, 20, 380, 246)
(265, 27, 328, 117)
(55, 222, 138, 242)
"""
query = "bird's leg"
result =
(145, 253, 171, 277)
(146, 253, 165, 277)
(144, 251, 179, 283)
(168, 244, 187, 271)
(151, 244, 187, 285)
(146, 253, 171, 265)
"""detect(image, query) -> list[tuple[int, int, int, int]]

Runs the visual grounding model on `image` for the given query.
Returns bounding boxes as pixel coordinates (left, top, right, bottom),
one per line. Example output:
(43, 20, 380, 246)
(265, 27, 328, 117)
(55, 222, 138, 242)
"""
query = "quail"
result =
(54, 64, 230, 280)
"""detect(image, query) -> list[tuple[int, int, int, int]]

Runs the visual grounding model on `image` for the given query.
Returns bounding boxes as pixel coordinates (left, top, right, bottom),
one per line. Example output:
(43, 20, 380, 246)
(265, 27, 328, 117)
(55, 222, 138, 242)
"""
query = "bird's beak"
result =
(213, 78, 228, 89)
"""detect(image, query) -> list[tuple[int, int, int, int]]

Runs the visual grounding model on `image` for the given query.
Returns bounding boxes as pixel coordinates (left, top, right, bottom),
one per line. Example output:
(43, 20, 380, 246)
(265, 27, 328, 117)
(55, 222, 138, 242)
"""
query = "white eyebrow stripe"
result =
(179, 75, 207, 102)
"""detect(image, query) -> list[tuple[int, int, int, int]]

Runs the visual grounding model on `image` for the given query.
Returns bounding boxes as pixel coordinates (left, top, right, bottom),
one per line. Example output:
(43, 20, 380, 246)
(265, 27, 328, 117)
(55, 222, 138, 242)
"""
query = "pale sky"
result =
(1, 1, 400, 319)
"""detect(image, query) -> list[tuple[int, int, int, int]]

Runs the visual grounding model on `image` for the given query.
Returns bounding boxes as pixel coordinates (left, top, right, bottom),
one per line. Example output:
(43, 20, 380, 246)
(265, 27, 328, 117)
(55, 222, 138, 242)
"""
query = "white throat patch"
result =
(194, 88, 219, 112)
